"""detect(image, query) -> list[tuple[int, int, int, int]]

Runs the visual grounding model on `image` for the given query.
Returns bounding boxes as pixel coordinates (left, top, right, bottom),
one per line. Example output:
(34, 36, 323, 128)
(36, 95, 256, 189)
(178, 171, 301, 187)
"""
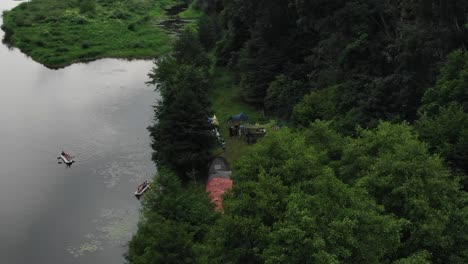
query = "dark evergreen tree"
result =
(173, 28, 211, 68)
(149, 82, 215, 181)
(147, 29, 215, 181)
(214, 0, 468, 126)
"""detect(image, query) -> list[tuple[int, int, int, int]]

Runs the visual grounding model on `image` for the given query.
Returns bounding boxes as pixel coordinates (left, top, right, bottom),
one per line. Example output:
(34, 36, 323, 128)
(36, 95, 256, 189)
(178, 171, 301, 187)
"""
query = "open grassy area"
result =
(1, 0, 181, 68)
(210, 66, 265, 166)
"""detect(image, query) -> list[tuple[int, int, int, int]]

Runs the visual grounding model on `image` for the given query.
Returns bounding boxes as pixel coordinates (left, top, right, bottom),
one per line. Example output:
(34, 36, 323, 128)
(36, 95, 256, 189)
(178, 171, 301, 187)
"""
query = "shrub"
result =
(40, 30, 51, 37)
(110, 10, 131, 20)
(0, 24, 12, 40)
(14, 16, 32, 27)
(56, 47, 69, 53)
(79, 0, 96, 14)
(131, 42, 145, 48)
(18, 3, 28, 10)
(81, 41, 91, 49)
(127, 23, 137, 31)
(33, 13, 46, 22)
(34, 39, 45, 47)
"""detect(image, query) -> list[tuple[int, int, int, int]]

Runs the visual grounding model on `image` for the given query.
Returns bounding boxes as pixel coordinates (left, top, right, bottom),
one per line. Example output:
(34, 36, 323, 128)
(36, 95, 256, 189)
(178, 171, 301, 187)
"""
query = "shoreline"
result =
(1, 0, 188, 69)
(27, 51, 167, 70)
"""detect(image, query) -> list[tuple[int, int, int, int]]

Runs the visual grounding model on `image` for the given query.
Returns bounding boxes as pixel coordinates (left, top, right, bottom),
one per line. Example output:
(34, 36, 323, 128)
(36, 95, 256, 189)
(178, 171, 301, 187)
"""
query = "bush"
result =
(74, 17, 88, 25)
(40, 31, 50, 37)
(110, 10, 131, 20)
(81, 41, 91, 49)
(1, 24, 12, 40)
(130, 42, 145, 48)
(265, 75, 307, 119)
(56, 47, 69, 53)
(127, 23, 137, 31)
(34, 39, 45, 47)
(14, 16, 32, 27)
(79, 0, 96, 14)
(33, 13, 46, 22)
(18, 3, 28, 10)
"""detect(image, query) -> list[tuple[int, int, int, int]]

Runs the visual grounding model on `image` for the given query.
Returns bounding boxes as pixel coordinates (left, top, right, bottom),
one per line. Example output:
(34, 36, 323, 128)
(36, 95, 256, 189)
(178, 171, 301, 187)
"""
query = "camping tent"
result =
(228, 113, 249, 124)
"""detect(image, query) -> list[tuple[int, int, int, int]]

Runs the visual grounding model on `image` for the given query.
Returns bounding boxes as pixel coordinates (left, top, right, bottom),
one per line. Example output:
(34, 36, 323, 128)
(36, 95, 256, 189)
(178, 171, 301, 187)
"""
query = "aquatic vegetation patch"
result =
(67, 207, 139, 258)
(97, 208, 138, 245)
(67, 233, 103, 258)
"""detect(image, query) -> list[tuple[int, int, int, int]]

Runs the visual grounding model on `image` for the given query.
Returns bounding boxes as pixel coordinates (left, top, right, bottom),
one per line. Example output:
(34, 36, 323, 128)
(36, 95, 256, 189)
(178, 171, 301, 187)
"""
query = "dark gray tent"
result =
(228, 113, 249, 124)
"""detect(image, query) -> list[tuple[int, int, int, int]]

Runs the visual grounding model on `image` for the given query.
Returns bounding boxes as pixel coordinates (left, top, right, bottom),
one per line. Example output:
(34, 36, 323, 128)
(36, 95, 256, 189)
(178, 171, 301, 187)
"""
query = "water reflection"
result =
(0, 1, 158, 263)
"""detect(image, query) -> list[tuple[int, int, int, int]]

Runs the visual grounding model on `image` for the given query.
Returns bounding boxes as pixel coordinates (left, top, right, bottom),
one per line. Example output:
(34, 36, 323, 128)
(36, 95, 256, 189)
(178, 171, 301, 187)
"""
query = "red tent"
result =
(206, 177, 233, 211)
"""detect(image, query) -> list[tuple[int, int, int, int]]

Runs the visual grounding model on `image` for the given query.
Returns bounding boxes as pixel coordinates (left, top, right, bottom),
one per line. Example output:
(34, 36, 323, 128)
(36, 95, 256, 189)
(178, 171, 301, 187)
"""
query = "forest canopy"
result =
(129, 1, 468, 263)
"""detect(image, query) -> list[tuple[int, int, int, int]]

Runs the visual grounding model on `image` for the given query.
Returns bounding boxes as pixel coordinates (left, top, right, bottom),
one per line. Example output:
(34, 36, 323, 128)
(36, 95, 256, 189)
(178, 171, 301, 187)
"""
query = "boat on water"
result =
(135, 180, 151, 199)
(60, 151, 74, 165)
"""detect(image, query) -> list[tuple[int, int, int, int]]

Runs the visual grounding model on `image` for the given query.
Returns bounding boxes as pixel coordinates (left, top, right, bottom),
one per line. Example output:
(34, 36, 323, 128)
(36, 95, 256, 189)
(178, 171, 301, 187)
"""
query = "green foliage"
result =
(149, 80, 215, 181)
(79, 0, 96, 14)
(198, 121, 467, 263)
(212, 0, 468, 126)
(340, 122, 468, 262)
(421, 50, 468, 114)
(198, 14, 221, 50)
(128, 169, 218, 264)
(178, 1, 204, 20)
(416, 104, 468, 173)
(264, 75, 307, 119)
(417, 51, 468, 174)
(2, 0, 176, 68)
(147, 33, 215, 181)
(123, 2, 468, 263)
(292, 86, 338, 127)
(201, 124, 404, 263)
(393, 251, 432, 264)
(173, 29, 211, 67)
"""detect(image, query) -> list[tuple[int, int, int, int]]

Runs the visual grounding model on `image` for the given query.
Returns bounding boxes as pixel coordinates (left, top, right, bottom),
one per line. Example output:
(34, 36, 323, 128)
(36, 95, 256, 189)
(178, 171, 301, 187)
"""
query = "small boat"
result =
(60, 151, 74, 165)
(135, 180, 151, 199)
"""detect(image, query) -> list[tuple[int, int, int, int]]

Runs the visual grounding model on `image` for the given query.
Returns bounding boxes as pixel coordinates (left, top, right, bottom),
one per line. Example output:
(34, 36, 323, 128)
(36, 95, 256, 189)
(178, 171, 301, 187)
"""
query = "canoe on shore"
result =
(135, 181, 151, 198)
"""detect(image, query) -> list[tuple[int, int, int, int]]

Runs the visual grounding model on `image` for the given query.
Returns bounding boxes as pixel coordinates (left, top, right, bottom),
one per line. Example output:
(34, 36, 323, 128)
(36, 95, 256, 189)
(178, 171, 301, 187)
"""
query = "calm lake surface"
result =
(0, 1, 158, 263)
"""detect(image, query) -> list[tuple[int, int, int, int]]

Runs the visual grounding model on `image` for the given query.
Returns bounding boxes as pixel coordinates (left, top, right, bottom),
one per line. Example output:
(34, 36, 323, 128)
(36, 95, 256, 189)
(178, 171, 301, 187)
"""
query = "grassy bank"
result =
(1, 0, 181, 68)
(178, 2, 203, 20)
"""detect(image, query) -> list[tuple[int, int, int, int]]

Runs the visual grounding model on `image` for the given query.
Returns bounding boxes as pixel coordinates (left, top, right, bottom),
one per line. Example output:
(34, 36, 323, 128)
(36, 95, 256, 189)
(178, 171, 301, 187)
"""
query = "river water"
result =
(0, 1, 158, 263)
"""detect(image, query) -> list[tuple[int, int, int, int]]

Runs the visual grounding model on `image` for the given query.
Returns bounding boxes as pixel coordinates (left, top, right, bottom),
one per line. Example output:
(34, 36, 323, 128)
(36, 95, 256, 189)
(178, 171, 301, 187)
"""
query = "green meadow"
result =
(2, 0, 180, 68)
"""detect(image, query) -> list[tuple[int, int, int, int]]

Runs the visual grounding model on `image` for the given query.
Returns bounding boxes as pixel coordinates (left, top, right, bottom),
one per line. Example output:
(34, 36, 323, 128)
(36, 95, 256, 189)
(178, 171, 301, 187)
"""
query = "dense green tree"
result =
(147, 31, 215, 181)
(264, 75, 307, 119)
(173, 28, 211, 68)
(339, 122, 468, 262)
(416, 104, 468, 173)
(201, 125, 403, 263)
(417, 50, 468, 174)
(128, 169, 218, 264)
(292, 86, 338, 127)
(212, 0, 468, 125)
(198, 14, 222, 50)
(149, 71, 215, 181)
(199, 122, 467, 263)
(130, 3, 468, 264)
(79, 0, 96, 14)
(421, 50, 468, 114)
